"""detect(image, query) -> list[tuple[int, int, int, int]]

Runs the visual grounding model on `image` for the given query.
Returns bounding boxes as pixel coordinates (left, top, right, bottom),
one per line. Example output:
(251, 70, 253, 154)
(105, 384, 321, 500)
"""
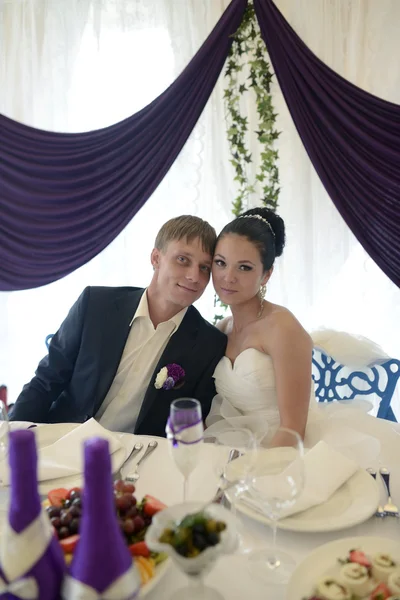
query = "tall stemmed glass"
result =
(203, 425, 256, 502)
(166, 398, 204, 501)
(247, 427, 304, 583)
(203, 426, 256, 553)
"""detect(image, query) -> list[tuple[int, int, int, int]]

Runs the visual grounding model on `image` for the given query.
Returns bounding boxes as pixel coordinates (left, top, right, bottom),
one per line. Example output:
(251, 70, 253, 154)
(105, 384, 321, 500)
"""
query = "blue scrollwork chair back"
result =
(45, 334, 54, 349)
(312, 348, 399, 422)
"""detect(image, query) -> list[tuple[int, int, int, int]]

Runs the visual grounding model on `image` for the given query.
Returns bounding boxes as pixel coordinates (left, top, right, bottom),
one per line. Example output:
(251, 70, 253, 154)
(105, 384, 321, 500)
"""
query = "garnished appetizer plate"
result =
(286, 536, 400, 600)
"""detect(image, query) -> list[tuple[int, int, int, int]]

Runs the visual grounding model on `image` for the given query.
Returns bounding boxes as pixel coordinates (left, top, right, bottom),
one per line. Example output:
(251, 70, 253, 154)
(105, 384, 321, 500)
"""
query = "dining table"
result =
(3, 412, 400, 600)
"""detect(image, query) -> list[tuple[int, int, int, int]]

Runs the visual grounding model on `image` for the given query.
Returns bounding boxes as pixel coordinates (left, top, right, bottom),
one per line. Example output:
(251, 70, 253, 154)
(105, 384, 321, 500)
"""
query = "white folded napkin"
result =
(0, 419, 124, 484)
(36, 419, 123, 481)
(242, 440, 359, 519)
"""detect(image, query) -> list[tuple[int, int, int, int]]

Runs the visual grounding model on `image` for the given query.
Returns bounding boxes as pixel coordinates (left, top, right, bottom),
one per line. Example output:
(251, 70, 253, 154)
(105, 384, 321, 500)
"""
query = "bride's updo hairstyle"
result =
(218, 207, 285, 271)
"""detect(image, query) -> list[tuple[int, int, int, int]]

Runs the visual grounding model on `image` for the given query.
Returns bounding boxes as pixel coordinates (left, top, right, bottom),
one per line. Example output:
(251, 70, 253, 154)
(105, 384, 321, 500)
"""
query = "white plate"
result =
(235, 468, 380, 532)
(31, 423, 136, 494)
(139, 559, 170, 597)
(287, 536, 400, 600)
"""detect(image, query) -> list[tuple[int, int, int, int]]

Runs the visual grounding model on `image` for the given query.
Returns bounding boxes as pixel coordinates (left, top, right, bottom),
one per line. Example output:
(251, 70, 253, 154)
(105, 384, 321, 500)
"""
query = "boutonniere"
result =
(154, 363, 185, 391)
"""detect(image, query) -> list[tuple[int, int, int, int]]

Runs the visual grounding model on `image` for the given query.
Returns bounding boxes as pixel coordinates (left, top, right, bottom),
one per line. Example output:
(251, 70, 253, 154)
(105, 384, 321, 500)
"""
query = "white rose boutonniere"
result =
(154, 366, 169, 390)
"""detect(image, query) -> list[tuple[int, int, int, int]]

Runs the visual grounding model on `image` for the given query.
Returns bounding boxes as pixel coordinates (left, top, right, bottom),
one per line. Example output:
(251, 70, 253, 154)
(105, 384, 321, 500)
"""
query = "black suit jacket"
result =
(9, 287, 227, 437)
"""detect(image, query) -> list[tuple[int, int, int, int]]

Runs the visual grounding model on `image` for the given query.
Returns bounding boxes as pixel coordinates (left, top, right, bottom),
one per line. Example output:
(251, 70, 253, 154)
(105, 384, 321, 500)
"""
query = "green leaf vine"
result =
(213, 2, 280, 325)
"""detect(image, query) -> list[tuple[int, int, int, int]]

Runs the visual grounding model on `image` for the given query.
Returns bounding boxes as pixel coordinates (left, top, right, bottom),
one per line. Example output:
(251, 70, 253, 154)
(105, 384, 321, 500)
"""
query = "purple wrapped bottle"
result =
(62, 437, 140, 599)
(0, 429, 65, 599)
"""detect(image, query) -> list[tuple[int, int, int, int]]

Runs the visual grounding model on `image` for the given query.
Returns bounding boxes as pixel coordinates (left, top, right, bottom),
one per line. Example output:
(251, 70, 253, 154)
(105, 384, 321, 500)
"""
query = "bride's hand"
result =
(269, 427, 304, 448)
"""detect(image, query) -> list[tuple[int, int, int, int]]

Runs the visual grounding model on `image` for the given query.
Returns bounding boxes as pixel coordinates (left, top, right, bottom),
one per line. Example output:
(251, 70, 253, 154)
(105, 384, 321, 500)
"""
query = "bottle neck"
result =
(81, 453, 117, 535)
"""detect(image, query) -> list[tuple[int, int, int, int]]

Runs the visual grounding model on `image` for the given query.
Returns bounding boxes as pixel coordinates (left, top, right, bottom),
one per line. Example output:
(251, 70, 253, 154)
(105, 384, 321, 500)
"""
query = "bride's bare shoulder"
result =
(263, 303, 311, 344)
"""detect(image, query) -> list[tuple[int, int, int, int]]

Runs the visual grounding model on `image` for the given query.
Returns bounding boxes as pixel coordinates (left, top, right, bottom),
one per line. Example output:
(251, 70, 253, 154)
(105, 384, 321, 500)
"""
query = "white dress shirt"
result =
(96, 290, 187, 432)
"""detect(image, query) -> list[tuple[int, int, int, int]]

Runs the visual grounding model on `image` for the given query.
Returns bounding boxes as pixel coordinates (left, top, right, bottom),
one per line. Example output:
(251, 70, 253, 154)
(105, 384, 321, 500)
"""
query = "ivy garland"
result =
(213, 2, 280, 324)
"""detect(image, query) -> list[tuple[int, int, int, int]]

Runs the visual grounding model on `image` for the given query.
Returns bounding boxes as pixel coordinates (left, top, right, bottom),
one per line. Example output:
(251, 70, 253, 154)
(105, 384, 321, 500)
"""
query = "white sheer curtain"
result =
(267, 0, 400, 364)
(0, 0, 399, 407)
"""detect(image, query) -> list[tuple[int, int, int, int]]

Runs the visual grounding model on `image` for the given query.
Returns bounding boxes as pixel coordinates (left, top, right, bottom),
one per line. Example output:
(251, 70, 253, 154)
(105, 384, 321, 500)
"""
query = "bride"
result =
(205, 207, 391, 449)
(206, 206, 314, 447)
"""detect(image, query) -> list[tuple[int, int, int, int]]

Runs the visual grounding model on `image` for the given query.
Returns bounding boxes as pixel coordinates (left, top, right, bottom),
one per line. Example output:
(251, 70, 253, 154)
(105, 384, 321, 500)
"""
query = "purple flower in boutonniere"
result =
(154, 363, 185, 390)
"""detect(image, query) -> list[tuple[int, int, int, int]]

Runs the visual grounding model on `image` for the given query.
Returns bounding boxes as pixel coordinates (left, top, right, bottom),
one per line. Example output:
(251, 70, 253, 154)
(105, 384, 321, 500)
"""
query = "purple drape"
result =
(0, 0, 247, 291)
(254, 0, 400, 288)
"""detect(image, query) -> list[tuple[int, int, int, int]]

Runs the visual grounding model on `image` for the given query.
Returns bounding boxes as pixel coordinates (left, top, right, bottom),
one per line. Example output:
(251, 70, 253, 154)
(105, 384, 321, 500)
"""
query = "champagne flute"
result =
(166, 398, 203, 501)
(247, 427, 304, 583)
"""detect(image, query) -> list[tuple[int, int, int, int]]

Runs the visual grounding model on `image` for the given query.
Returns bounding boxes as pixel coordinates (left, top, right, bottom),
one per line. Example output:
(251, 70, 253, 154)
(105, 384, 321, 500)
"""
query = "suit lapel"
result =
(92, 288, 145, 415)
(135, 306, 200, 430)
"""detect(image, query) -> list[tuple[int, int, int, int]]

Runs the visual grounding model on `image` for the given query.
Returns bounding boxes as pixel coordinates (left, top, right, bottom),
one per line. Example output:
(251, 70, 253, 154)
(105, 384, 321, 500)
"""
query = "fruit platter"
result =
(44, 479, 169, 591)
(302, 547, 400, 600)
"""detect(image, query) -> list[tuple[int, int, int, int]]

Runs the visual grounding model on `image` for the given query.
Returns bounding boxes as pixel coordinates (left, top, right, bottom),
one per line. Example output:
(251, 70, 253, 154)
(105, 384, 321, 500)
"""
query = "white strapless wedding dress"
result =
(205, 331, 393, 458)
(206, 348, 319, 444)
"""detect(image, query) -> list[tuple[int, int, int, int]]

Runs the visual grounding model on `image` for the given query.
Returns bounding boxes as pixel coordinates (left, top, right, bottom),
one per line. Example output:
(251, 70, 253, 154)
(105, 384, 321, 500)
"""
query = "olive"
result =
(193, 533, 207, 551)
(207, 532, 219, 546)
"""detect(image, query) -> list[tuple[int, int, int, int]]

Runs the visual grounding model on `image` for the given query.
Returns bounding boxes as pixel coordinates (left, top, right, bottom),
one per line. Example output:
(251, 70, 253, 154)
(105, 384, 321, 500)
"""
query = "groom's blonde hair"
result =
(155, 215, 216, 257)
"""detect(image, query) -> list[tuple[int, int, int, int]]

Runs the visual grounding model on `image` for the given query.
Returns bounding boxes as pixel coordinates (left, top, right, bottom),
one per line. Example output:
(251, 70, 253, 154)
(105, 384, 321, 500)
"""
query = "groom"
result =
(9, 216, 227, 437)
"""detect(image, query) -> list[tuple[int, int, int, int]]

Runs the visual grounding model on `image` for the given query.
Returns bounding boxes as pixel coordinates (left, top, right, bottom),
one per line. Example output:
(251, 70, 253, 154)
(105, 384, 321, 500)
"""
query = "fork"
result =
(212, 448, 242, 506)
(125, 440, 158, 483)
(366, 468, 385, 517)
(379, 467, 399, 517)
(117, 442, 143, 480)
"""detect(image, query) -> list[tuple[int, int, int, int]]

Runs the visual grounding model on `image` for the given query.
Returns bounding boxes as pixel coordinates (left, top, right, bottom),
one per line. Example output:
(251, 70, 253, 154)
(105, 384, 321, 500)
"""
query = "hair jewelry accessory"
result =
(238, 214, 275, 237)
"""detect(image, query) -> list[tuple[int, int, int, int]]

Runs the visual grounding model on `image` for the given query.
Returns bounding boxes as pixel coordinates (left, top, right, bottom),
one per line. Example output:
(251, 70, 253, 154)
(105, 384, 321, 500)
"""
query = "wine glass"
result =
(246, 427, 304, 583)
(166, 398, 204, 501)
(203, 426, 256, 552)
(146, 501, 239, 600)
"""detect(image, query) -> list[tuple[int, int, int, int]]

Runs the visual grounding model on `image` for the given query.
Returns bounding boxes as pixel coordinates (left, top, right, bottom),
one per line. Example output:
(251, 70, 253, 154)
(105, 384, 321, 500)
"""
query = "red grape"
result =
(122, 483, 135, 494)
(67, 488, 81, 502)
(125, 506, 138, 519)
(69, 506, 81, 518)
(58, 526, 70, 539)
(60, 511, 72, 527)
(114, 480, 125, 493)
(50, 517, 61, 529)
(115, 494, 132, 513)
(47, 506, 61, 519)
(122, 519, 135, 535)
(69, 518, 80, 535)
(71, 497, 82, 509)
(133, 515, 145, 532)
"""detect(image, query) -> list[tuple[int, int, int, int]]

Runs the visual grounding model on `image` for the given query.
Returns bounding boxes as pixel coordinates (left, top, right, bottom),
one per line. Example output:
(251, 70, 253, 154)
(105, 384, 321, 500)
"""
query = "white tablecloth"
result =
(3, 414, 399, 600)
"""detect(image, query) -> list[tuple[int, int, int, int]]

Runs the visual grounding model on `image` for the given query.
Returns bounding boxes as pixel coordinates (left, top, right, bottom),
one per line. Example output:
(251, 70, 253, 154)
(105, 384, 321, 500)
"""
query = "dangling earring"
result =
(257, 284, 266, 318)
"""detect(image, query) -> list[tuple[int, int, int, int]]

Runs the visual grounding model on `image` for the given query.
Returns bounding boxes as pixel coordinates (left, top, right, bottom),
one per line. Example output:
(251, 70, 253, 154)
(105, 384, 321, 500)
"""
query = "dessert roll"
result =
(388, 570, 400, 595)
(315, 577, 352, 600)
(372, 553, 398, 582)
(339, 562, 373, 597)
